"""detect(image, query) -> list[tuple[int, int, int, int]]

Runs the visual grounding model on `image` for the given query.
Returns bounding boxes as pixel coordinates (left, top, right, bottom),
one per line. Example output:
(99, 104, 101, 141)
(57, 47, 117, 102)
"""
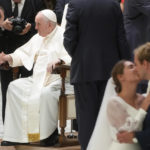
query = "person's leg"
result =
(74, 80, 107, 150)
(1, 69, 13, 122)
(3, 78, 31, 143)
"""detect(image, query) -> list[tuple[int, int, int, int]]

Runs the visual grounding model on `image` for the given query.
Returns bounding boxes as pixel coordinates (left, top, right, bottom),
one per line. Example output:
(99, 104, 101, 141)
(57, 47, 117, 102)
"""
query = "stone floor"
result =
(0, 145, 80, 150)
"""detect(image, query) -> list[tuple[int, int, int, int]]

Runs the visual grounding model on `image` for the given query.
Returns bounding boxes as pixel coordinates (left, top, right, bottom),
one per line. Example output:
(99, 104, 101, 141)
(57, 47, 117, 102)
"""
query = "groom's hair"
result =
(134, 42, 150, 64)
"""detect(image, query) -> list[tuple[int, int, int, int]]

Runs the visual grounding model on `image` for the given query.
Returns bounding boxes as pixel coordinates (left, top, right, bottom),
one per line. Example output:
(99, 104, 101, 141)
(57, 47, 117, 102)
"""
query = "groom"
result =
(117, 42, 150, 150)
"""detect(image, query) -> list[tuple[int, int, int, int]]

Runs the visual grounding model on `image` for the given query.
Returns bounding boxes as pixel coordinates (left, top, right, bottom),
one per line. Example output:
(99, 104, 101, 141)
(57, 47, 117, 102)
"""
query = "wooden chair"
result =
(52, 64, 78, 146)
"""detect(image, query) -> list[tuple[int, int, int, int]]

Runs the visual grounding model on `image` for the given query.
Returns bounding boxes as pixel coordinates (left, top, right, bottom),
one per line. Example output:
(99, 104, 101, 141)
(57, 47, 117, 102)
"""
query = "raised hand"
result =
(19, 23, 31, 35)
(0, 8, 4, 26)
(2, 18, 13, 31)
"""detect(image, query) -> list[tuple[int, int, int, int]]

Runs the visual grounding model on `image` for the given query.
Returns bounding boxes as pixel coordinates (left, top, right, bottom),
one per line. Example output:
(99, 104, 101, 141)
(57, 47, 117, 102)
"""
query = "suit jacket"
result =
(135, 107, 150, 150)
(64, 0, 131, 84)
(54, 0, 70, 24)
(0, 0, 45, 54)
(124, 0, 150, 55)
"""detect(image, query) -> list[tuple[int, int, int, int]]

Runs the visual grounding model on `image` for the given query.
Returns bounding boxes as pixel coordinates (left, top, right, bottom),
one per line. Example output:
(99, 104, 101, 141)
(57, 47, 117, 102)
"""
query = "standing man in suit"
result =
(54, 0, 70, 25)
(0, 0, 46, 122)
(124, 0, 150, 55)
(124, 0, 150, 56)
(123, 0, 150, 93)
(117, 42, 150, 150)
(64, 0, 131, 149)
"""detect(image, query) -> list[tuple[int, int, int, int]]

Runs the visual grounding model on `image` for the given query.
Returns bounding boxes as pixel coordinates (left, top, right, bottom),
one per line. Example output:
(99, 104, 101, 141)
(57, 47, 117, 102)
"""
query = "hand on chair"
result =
(47, 59, 63, 73)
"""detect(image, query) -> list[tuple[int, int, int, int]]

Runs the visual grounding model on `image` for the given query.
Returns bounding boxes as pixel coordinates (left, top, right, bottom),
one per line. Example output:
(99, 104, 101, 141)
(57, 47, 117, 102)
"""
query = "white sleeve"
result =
(107, 99, 147, 132)
(8, 35, 38, 70)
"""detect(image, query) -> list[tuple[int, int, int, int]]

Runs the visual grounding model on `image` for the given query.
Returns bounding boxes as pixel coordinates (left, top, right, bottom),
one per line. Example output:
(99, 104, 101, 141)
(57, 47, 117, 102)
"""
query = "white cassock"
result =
(3, 25, 74, 143)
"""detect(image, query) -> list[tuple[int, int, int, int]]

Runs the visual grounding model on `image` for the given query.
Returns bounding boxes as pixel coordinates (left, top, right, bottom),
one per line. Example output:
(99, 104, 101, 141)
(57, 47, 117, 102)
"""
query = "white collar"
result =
(11, 0, 25, 6)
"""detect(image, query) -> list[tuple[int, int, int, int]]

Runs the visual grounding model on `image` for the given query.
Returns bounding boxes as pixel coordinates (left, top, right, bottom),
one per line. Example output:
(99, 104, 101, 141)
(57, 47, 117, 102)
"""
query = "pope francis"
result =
(0, 9, 73, 146)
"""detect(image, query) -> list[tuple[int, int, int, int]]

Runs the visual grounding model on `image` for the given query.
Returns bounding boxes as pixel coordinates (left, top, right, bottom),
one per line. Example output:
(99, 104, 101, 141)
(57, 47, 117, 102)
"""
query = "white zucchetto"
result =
(40, 9, 57, 23)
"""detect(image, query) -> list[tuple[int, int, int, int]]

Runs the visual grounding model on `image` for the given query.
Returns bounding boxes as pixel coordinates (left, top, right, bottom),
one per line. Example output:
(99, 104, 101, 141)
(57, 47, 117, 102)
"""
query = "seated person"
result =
(0, 9, 73, 146)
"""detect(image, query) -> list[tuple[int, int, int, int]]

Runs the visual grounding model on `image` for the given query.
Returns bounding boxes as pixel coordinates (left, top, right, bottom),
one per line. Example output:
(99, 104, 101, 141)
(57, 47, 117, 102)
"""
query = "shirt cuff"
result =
(9, 53, 22, 67)
(135, 108, 147, 122)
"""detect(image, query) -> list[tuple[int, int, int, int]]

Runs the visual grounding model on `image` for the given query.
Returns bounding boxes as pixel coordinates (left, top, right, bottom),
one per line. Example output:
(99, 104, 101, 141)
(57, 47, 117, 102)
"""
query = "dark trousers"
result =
(1, 66, 33, 122)
(1, 69, 13, 123)
(74, 80, 107, 150)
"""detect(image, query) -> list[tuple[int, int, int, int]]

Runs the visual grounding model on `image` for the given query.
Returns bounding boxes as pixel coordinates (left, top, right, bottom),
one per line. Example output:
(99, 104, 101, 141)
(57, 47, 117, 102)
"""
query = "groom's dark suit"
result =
(0, 0, 45, 122)
(124, 0, 150, 56)
(135, 107, 150, 150)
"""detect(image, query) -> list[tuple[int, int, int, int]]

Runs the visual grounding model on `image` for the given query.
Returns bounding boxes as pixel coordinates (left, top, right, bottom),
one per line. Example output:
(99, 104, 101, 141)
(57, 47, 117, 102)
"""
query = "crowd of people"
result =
(0, 0, 149, 150)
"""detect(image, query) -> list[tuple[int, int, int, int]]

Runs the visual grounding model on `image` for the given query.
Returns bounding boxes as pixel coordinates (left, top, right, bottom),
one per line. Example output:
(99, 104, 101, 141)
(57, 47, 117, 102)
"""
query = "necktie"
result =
(13, 3, 18, 17)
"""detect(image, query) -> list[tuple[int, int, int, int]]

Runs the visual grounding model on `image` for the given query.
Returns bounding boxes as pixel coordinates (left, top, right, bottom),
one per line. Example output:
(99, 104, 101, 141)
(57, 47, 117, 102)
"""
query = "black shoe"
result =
(1, 141, 20, 146)
(1, 141, 29, 146)
(40, 129, 59, 147)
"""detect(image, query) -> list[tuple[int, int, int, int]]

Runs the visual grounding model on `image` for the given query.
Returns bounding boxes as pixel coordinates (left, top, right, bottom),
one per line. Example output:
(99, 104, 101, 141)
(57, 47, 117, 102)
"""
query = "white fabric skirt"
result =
(109, 141, 141, 150)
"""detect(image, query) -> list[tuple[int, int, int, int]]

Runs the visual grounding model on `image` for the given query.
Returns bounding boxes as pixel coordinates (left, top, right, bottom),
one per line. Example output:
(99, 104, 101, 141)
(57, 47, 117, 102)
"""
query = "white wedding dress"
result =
(87, 78, 147, 150)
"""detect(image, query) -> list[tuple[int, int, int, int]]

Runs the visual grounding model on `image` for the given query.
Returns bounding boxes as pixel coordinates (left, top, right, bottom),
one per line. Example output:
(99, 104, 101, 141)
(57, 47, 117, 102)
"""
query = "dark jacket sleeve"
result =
(113, 1, 131, 60)
(135, 107, 150, 150)
(135, 131, 150, 150)
(63, 1, 79, 57)
(54, 0, 66, 24)
(135, 0, 150, 16)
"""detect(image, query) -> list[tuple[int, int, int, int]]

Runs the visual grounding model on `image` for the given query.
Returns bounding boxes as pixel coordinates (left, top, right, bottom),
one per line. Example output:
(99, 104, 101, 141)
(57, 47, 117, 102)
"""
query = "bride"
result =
(87, 60, 150, 150)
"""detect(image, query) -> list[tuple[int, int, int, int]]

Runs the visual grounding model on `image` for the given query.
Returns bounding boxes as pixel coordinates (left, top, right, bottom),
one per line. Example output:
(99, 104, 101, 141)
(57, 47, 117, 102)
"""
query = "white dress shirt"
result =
(11, 0, 25, 17)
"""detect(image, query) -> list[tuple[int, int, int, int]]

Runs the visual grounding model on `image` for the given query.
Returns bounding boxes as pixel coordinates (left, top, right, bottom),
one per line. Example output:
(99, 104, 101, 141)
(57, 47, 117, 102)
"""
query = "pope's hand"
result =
(0, 52, 6, 65)
(47, 59, 62, 73)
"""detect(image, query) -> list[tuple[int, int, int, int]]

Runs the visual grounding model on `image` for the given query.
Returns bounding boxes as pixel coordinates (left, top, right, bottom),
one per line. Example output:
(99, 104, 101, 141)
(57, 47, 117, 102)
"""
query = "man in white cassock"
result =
(0, 9, 73, 146)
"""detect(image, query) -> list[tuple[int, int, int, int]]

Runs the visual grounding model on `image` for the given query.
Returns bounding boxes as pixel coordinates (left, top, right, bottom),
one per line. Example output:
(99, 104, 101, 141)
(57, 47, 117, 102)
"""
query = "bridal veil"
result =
(87, 78, 116, 150)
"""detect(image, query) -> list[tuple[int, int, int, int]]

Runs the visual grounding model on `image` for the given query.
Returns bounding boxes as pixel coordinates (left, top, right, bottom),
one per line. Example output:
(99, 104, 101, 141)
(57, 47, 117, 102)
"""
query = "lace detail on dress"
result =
(107, 96, 146, 133)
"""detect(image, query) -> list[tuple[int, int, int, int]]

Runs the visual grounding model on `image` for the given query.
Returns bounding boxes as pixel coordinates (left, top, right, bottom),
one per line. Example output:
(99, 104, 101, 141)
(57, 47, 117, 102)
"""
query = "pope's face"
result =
(35, 14, 52, 37)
